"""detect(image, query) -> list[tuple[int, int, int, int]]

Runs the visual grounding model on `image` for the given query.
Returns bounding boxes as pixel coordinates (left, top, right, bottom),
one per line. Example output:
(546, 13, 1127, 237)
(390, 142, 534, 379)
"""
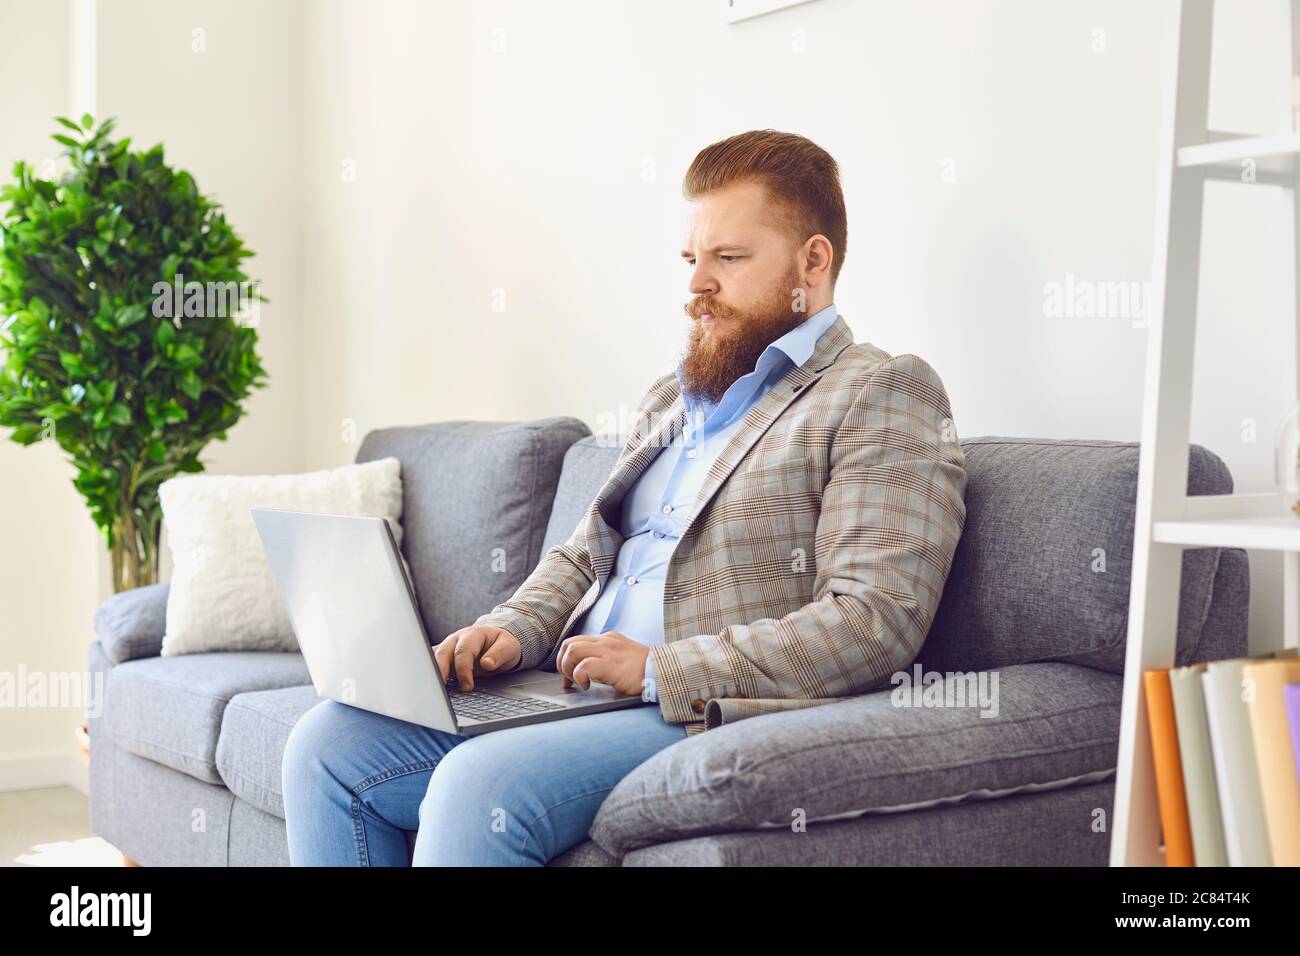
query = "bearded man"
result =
(282, 129, 968, 866)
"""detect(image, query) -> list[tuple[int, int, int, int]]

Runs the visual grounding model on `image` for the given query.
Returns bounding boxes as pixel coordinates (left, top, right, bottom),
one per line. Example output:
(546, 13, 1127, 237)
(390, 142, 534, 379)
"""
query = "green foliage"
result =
(0, 115, 268, 560)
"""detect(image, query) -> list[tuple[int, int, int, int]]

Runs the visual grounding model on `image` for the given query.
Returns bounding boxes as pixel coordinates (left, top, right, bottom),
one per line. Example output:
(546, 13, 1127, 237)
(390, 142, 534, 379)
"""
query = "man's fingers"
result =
(479, 630, 515, 672)
(433, 632, 458, 682)
(557, 635, 598, 686)
(571, 656, 612, 691)
(453, 632, 483, 690)
(558, 636, 589, 687)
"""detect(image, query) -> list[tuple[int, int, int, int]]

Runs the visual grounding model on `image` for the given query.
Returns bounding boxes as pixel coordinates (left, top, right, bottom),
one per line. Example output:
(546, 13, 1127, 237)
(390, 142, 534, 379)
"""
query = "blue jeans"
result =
(280, 698, 687, 865)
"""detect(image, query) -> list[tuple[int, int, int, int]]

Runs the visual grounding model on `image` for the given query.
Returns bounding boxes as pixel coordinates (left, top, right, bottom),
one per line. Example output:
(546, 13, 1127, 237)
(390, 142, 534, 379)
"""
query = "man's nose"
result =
(688, 265, 717, 297)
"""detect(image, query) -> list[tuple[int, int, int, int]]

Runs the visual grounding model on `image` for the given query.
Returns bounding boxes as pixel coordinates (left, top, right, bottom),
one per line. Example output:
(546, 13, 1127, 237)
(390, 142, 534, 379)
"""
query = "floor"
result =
(0, 786, 123, 866)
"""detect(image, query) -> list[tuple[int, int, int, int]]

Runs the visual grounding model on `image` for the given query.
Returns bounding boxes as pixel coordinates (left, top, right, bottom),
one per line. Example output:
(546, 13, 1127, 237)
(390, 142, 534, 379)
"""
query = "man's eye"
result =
(720, 255, 741, 262)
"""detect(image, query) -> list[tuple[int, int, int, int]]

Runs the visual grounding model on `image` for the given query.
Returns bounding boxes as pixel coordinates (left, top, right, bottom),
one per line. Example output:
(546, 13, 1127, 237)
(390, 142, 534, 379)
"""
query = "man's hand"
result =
(556, 631, 649, 696)
(434, 626, 522, 691)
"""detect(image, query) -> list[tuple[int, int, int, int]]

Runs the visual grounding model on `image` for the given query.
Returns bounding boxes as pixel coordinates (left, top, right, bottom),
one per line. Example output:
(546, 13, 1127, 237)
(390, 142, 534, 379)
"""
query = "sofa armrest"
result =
(589, 662, 1123, 856)
(93, 582, 170, 664)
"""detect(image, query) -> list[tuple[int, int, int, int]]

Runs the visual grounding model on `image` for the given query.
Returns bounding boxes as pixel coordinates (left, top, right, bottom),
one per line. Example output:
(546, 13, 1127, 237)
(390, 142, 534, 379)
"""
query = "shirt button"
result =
(691, 698, 706, 714)
(661, 504, 673, 514)
(626, 575, 637, 586)
(653, 531, 664, 538)
(686, 449, 698, 459)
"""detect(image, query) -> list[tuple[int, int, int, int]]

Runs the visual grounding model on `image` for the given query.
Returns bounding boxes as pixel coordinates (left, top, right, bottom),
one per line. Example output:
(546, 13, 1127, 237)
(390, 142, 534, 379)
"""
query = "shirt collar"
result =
(763, 302, 839, 369)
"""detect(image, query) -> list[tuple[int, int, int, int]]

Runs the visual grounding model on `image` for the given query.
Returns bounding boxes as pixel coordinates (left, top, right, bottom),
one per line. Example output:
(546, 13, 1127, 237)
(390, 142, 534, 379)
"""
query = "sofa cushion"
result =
(589, 661, 1120, 855)
(618, 779, 1114, 866)
(1192, 547, 1250, 663)
(918, 438, 1232, 675)
(549, 839, 620, 867)
(540, 436, 622, 554)
(158, 457, 405, 656)
(103, 652, 312, 783)
(356, 417, 590, 645)
(217, 684, 323, 818)
(93, 582, 171, 664)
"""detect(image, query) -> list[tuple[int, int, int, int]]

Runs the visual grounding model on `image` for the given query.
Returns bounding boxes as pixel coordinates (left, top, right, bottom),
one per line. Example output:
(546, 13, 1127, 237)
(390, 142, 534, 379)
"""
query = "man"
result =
(281, 129, 967, 866)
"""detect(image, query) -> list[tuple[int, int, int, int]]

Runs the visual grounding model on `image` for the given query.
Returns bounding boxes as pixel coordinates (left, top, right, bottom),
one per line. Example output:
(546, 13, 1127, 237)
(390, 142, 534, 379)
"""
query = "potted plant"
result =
(0, 115, 268, 593)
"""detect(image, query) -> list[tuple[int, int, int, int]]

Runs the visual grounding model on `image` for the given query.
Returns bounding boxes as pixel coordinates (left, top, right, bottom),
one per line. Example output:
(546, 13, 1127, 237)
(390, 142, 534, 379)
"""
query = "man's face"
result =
(678, 180, 809, 406)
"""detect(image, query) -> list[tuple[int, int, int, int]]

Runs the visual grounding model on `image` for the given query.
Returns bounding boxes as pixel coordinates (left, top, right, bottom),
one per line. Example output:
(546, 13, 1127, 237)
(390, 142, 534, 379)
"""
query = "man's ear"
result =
(802, 234, 834, 288)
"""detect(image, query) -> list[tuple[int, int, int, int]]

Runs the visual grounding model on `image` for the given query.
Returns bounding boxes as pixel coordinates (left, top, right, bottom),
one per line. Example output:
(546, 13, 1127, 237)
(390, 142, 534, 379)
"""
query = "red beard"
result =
(680, 262, 808, 406)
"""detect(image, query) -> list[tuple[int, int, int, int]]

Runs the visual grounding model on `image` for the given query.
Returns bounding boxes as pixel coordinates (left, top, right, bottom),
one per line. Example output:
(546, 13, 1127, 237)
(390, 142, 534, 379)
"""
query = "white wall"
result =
(96, 0, 305, 482)
(0, 0, 100, 791)
(96, 0, 306, 584)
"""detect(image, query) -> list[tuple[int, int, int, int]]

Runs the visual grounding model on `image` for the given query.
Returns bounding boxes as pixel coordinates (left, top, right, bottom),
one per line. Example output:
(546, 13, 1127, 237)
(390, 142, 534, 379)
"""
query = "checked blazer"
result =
(473, 313, 968, 736)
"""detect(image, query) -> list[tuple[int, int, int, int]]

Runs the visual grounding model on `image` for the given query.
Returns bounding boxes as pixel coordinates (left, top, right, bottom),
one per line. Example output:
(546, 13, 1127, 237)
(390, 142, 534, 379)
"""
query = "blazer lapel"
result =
(680, 313, 856, 539)
(584, 312, 856, 571)
(599, 394, 686, 517)
(583, 382, 686, 582)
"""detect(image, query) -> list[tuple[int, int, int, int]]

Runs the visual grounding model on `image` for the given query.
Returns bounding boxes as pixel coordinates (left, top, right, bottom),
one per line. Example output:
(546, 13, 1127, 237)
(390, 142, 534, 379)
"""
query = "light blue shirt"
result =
(571, 303, 840, 702)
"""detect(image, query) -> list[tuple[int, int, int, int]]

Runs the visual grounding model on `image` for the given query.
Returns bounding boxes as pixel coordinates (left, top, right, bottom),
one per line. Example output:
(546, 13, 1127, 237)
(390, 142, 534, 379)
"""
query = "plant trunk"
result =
(110, 506, 161, 593)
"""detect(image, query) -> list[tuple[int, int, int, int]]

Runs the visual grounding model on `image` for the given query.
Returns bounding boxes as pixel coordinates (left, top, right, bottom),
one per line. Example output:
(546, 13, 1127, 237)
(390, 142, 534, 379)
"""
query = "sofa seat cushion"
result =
(103, 651, 312, 784)
(216, 685, 323, 818)
(548, 839, 620, 867)
(589, 661, 1121, 856)
(617, 778, 1115, 866)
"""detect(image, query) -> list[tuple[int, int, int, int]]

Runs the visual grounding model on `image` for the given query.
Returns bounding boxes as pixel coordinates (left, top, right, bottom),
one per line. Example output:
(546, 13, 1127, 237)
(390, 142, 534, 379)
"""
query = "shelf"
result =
(1177, 132, 1300, 184)
(1113, 1, 1300, 870)
(1154, 513, 1300, 550)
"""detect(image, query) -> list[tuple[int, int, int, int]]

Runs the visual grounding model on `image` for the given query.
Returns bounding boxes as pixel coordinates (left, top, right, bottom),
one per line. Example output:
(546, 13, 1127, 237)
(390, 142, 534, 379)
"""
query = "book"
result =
(1202, 659, 1273, 866)
(1169, 662, 1227, 867)
(1144, 669, 1195, 866)
(1242, 659, 1300, 866)
(1286, 684, 1300, 788)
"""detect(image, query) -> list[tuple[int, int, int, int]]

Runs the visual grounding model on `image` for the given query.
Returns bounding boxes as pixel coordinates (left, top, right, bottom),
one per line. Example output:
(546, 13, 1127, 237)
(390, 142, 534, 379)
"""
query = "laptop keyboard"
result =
(446, 684, 566, 722)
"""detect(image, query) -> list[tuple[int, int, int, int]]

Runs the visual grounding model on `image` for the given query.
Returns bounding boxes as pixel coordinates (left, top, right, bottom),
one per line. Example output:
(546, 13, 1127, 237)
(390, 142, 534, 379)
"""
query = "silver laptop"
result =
(250, 508, 646, 735)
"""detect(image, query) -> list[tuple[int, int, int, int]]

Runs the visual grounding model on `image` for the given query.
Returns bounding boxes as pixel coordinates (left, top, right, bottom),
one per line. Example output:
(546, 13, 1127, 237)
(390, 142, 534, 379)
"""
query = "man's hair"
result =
(682, 129, 847, 286)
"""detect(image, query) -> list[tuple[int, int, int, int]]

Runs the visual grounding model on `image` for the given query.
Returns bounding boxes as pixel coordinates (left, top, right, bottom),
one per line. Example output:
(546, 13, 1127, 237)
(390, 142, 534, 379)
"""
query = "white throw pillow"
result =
(158, 457, 404, 655)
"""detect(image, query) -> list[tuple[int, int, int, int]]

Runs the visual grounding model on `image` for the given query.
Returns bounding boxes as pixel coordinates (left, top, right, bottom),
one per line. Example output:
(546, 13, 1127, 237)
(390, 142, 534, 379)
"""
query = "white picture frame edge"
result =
(720, 0, 819, 25)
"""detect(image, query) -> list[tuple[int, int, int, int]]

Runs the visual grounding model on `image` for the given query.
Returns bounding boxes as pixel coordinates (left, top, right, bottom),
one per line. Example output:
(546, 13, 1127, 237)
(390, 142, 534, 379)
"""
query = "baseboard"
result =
(0, 752, 88, 795)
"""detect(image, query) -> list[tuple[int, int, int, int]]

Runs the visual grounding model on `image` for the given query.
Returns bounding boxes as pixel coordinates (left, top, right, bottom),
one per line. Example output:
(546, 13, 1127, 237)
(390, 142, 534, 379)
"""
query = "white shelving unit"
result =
(1111, 0, 1300, 866)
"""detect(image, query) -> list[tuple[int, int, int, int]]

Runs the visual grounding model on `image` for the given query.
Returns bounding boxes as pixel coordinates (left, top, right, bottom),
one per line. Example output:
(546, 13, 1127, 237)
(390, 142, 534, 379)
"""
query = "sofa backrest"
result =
(538, 433, 1249, 675)
(356, 417, 590, 644)
(540, 436, 627, 554)
(917, 437, 1247, 674)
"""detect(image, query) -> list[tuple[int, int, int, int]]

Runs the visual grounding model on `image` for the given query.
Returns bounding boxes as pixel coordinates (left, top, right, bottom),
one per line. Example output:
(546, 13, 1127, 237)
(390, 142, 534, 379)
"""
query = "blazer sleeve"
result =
(646, 352, 968, 725)
(469, 377, 670, 672)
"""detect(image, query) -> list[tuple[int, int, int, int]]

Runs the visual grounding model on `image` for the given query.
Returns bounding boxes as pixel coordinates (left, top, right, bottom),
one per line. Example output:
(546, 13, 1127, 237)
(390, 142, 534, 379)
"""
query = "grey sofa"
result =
(86, 419, 1249, 865)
